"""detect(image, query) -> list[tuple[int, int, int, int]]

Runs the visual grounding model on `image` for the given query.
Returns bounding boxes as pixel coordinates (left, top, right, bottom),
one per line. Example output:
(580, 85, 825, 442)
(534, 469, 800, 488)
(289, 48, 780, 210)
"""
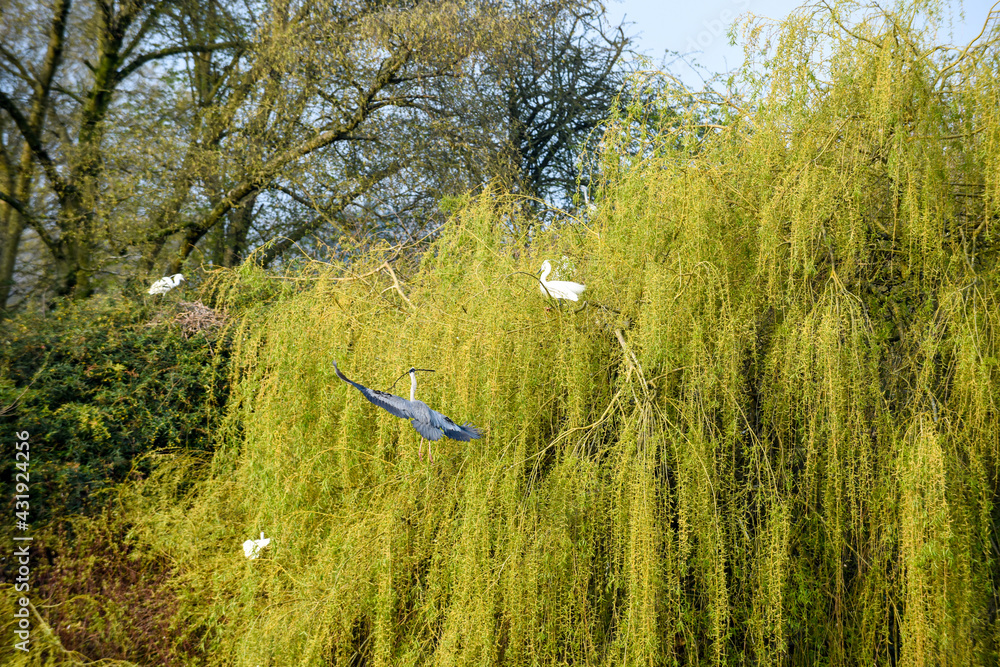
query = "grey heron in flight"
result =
(539, 260, 585, 301)
(333, 361, 481, 461)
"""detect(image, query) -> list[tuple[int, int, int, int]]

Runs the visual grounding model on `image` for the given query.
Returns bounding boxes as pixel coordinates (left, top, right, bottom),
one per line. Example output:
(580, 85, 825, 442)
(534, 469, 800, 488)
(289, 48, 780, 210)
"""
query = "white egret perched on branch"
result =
(148, 273, 185, 295)
(539, 260, 585, 301)
(333, 361, 481, 461)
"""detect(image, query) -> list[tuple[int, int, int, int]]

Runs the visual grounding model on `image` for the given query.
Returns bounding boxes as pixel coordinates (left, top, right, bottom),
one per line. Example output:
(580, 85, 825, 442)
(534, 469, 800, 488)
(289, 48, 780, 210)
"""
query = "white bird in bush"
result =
(148, 273, 185, 295)
(243, 532, 271, 559)
(333, 361, 481, 462)
(539, 260, 585, 301)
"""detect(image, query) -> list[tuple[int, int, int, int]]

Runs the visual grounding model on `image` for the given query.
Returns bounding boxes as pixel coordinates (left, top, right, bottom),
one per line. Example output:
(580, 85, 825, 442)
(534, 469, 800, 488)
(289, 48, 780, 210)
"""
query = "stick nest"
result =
(148, 300, 226, 337)
(174, 300, 226, 336)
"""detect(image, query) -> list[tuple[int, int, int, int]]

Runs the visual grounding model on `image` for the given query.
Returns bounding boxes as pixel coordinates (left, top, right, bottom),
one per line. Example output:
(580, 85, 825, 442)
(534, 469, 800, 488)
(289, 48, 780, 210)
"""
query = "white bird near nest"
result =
(243, 532, 271, 559)
(539, 260, 585, 301)
(148, 273, 185, 295)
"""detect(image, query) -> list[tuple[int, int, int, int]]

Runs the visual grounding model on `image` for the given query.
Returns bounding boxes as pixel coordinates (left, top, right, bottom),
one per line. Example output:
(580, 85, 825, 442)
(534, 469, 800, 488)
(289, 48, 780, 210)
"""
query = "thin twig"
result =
(381, 261, 415, 311)
(614, 328, 650, 397)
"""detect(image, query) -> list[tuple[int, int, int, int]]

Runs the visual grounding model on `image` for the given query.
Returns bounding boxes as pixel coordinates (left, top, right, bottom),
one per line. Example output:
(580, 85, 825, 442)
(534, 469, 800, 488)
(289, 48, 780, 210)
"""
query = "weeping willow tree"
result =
(5, 1, 998, 665)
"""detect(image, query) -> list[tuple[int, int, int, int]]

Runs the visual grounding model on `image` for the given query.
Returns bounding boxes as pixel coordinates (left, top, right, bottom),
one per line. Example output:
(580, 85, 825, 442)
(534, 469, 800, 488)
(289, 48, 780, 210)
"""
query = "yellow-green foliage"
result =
(44, 3, 1000, 665)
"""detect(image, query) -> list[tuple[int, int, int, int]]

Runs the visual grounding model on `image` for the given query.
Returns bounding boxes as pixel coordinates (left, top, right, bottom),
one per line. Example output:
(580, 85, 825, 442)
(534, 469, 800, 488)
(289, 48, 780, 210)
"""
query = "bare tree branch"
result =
(169, 45, 414, 267)
(0, 91, 72, 203)
(117, 41, 243, 83)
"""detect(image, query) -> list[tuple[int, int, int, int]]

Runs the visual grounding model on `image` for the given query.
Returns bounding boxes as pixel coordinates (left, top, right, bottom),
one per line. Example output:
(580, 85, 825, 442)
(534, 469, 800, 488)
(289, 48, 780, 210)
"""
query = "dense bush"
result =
(0, 294, 228, 524)
(0, 295, 228, 665)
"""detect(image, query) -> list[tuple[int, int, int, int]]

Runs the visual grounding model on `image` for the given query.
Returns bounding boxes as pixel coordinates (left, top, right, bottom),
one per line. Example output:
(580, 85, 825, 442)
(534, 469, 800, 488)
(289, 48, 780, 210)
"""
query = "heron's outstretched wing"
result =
(333, 361, 413, 420)
(434, 411, 482, 442)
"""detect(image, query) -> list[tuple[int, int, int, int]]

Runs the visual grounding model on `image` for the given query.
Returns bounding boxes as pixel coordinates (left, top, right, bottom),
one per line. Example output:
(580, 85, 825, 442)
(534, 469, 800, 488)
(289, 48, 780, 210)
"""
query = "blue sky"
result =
(606, 0, 999, 86)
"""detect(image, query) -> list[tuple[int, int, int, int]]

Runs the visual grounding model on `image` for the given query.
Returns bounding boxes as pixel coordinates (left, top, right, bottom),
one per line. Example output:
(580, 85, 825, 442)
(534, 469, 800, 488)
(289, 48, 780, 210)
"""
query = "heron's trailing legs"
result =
(417, 440, 434, 463)
(419, 440, 433, 463)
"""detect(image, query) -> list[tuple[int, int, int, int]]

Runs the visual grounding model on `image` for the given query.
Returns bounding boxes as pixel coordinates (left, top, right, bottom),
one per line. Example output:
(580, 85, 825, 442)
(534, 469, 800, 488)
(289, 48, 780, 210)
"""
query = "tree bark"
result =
(0, 0, 71, 313)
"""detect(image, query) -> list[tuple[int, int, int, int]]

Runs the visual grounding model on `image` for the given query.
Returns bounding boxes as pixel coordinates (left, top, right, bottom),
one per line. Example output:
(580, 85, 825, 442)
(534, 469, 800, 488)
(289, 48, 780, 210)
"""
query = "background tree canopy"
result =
(0, 0, 631, 311)
(2, 0, 1000, 664)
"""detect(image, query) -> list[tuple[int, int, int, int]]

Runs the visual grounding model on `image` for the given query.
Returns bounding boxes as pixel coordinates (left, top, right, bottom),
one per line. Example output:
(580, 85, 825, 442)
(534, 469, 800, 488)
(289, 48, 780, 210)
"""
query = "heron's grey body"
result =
(333, 362, 481, 446)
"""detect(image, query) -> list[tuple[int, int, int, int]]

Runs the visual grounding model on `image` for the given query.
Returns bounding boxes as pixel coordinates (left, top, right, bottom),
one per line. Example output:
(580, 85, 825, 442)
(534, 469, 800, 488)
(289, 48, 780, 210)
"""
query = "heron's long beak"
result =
(390, 367, 435, 391)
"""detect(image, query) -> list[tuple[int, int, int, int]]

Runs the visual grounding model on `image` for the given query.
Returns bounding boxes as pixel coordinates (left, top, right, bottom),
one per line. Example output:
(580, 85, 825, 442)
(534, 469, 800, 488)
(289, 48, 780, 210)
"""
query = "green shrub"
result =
(0, 294, 228, 525)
